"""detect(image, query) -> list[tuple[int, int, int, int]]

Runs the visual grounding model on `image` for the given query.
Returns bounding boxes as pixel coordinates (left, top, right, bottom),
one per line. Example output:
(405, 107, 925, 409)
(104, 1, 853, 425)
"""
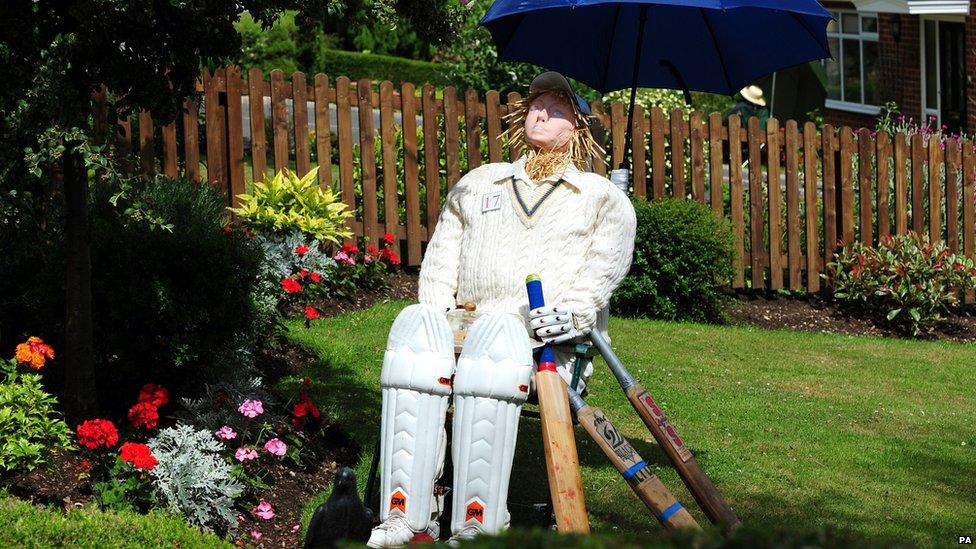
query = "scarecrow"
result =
(368, 71, 636, 547)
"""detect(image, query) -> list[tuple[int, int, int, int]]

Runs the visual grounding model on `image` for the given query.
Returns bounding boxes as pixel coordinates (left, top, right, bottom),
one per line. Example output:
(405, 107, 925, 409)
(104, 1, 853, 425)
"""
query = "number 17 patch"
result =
(481, 191, 502, 213)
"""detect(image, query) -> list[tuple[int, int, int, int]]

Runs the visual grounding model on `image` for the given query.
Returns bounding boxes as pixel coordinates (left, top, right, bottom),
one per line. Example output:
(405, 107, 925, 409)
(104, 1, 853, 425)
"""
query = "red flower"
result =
(77, 459, 91, 472)
(223, 225, 233, 233)
(309, 272, 321, 283)
(128, 401, 160, 429)
(340, 242, 359, 255)
(138, 383, 169, 407)
(119, 442, 159, 470)
(381, 248, 401, 266)
(299, 269, 310, 278)
(295, 244, 310, 256)
(305, 306, 321, 320)
(367, 244, 380, 255)
(281, 278, 303, 294)
(302, 377, 312, 387)
(292, 392, 321, 420)
(76, 419, 119, 450)
(382, 233, 395, 245)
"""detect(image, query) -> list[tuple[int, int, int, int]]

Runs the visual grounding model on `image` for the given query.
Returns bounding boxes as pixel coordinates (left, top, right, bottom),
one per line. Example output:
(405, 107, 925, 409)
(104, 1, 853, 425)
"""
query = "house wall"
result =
(967, 5, 975, 134)
(822, 1, 975, 135)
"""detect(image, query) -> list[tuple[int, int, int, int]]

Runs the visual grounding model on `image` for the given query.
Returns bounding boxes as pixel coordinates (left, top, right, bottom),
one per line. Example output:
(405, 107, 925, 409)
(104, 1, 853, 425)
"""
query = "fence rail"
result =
(92, 67, 976, 293)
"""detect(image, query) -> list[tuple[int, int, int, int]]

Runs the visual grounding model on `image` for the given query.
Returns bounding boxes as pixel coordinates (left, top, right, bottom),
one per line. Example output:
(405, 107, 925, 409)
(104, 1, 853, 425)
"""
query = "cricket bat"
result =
(566, 386, 701, 531)
(526, 275, 590, 533)
(589, 330, 741, 536)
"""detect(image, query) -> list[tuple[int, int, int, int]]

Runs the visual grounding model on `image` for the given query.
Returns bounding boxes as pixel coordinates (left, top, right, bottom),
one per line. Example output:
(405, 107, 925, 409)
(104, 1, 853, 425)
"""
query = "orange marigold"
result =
(14, 336, 55, 370)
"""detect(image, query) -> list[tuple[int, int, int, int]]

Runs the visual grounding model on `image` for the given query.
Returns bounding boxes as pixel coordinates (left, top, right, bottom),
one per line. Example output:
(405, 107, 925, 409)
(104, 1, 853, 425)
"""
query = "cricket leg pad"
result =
(375, 303, 455, 538)
(450, 313, 534, 536)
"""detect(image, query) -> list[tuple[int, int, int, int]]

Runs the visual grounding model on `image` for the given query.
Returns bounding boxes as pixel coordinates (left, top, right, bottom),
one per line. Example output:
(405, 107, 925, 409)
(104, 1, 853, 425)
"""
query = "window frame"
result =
(822, 9, 881, 115)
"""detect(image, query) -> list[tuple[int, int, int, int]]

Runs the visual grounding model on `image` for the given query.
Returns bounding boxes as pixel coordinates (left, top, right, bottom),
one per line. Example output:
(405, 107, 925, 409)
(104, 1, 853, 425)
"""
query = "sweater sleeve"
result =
(417, 173, 471, 311)
(560, 184, 637, 331)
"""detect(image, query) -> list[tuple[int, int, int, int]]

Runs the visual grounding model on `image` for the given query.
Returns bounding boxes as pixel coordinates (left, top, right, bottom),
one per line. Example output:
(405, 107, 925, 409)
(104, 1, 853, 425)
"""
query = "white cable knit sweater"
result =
(419, 157, 636, 364)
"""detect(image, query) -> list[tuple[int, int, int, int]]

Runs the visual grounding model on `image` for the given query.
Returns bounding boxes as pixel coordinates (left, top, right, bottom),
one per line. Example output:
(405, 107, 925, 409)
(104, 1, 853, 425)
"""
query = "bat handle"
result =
(589, 330, 637, 389)
(526, 275, 557, 371)
(566, 385, 587, 413)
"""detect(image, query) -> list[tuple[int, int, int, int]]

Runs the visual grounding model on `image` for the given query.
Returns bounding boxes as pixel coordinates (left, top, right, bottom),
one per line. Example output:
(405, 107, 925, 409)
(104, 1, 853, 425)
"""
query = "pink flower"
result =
(235, 447, 258, 461)
(334, 250, 356, 265)
(253, 500, 275, 520)
(264, 438, 287, 456)
(251, 530, 262, 540)
(364, 254, 374, 264)
(214, 426, 237, 440)
(238, 399, 264, 418)
(292, 523, 301, 533)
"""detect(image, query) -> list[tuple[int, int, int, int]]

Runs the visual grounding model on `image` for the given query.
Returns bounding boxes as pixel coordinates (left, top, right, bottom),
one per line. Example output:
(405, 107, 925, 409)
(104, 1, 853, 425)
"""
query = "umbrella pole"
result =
(620, 5, 649, 172)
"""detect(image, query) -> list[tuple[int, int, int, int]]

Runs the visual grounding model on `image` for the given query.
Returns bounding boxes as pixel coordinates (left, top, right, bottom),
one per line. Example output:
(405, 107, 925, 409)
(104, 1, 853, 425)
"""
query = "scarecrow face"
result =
(524, 91, 577, 151)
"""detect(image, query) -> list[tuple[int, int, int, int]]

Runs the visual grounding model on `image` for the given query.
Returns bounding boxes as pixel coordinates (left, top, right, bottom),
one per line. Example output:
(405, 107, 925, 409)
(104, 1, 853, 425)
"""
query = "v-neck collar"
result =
(509, 176, 561, 224)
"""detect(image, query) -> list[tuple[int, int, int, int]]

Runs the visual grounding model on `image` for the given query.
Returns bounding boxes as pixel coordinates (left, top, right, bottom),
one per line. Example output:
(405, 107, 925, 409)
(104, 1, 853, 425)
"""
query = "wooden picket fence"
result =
(92, 66, 976, 294)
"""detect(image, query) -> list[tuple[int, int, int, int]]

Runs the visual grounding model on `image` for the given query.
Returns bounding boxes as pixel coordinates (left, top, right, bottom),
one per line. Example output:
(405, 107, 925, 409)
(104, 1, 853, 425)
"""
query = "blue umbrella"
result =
(481, 0, 832, 170)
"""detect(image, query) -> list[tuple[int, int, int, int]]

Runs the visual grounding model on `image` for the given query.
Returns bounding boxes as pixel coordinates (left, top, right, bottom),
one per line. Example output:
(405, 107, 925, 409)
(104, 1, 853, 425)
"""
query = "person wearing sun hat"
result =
(367, 70, 635, 547)
(726, 83, 770, 130)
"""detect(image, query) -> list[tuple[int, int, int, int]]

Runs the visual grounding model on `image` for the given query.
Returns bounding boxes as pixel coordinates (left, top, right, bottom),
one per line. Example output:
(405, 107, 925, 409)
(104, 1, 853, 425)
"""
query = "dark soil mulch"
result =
(728, 292, 976, 343)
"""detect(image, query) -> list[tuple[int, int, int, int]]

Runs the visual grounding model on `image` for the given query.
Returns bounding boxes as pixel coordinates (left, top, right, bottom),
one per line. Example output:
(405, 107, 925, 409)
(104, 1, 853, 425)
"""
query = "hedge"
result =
(317, 48, 449, 87)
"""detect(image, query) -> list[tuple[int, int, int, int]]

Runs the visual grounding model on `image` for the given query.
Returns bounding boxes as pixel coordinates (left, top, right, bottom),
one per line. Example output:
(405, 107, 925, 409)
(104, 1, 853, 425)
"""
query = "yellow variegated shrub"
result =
(229, 167, 353, 244)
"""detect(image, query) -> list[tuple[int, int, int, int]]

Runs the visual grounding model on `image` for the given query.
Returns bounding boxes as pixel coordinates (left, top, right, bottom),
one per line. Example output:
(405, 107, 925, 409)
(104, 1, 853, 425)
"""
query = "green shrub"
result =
(612, 197, 734, 322)
(316, 48, 448, 86)
(230, 167, 353, 243)
(828, 232, 976, 336)
(89, 176, 264, 404)
(0, 353, 72, 474)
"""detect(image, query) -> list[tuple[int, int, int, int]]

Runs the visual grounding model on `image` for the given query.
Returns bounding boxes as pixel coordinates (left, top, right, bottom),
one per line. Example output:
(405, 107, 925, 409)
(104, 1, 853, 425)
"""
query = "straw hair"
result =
(502, 90, 605, 177)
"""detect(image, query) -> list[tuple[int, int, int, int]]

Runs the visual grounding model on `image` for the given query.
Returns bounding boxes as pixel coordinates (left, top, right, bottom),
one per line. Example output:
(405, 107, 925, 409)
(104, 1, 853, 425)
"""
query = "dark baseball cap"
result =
(529, 71, 591, 117)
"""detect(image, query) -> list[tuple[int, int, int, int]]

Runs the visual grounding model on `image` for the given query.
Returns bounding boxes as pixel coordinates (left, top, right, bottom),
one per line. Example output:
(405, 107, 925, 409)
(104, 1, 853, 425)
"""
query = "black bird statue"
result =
(304, 467, 375, 548)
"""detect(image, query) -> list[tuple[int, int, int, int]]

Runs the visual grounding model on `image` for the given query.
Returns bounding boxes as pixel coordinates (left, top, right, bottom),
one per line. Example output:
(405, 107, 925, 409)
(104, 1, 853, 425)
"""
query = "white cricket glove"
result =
(529, 305, 587, 345)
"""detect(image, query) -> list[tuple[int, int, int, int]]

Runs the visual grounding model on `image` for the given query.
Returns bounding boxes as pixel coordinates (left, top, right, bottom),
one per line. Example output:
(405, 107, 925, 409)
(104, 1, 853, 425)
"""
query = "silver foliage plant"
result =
(175, 367, 284, 438)
(148, 423, 243, 535)
(255, 230, 336, 282)
(253, 231, 337, 311)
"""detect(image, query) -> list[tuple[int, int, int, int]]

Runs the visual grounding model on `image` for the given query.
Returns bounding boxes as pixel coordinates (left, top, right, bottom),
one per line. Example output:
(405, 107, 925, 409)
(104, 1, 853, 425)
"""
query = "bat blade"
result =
(625, 384, 740, 534)
(589, 330, 741, 536)
(569, 389, 700, 531)
(536, 369, 590, 533)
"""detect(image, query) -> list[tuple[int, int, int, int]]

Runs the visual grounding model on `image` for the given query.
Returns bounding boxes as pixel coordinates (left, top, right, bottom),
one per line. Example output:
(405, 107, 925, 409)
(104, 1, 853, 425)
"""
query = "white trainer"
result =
(447, 524, 484, 546)
(366, 515, 439, 548)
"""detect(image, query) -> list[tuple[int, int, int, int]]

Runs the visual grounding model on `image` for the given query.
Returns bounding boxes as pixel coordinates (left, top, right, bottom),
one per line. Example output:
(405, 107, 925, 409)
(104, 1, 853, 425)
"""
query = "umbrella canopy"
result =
(481, 0, 832, 97)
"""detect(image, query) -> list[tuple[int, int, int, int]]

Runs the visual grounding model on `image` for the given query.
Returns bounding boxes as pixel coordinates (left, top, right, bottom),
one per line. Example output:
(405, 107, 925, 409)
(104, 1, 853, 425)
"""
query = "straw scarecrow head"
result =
(504, 71, 604, 180)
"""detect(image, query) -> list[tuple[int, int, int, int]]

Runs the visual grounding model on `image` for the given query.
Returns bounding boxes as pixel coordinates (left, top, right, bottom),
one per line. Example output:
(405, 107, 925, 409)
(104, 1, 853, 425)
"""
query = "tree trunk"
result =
(62, 141, 97, 423)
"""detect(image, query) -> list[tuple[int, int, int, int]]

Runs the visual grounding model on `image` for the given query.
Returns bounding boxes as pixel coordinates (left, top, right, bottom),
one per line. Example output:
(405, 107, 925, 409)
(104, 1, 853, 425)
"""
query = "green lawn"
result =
(0, 495, 234, 548)
(281, 301, 976, 547)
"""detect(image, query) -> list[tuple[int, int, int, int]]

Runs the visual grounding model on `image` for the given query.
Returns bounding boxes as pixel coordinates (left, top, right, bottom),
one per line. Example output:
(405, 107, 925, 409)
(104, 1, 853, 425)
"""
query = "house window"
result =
(822, 10, 880, 113)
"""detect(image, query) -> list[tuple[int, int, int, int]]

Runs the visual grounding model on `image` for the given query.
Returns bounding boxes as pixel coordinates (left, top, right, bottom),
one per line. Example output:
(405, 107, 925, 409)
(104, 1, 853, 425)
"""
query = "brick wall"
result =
(878, 13, 922, 120)
(967, 3, 975, 134)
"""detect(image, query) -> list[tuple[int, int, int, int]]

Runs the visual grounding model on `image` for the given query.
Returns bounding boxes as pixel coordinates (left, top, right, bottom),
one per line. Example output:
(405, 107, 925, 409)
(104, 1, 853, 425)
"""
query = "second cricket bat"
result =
(567, 386, 700, 531)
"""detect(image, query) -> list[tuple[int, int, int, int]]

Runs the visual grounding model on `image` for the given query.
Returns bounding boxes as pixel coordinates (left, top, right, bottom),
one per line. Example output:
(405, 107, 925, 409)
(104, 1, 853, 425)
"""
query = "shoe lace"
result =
(375, 515, 410, 533)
